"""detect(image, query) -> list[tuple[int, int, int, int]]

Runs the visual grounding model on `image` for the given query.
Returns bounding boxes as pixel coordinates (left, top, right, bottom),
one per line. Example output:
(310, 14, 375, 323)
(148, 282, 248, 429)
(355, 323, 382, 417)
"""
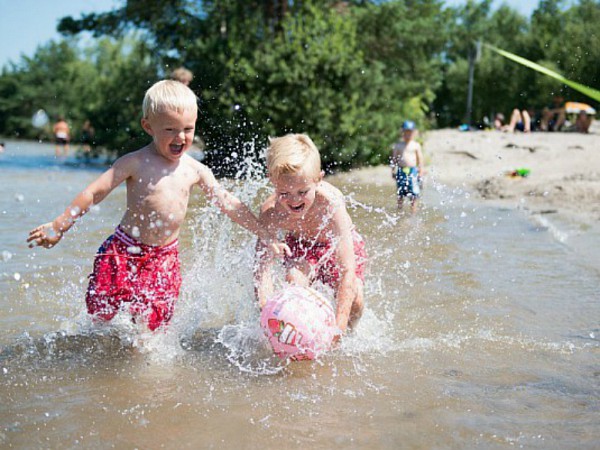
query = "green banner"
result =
(485, 43, 600, 103)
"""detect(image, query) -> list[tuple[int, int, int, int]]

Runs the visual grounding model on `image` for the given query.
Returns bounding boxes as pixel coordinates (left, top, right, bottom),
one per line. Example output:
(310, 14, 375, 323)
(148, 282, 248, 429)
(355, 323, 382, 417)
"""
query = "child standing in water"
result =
(390, 120, 424, 213)
(254, 134, 367, 337)
(53, 116, 70, 157)
(28, 80, 285, 331)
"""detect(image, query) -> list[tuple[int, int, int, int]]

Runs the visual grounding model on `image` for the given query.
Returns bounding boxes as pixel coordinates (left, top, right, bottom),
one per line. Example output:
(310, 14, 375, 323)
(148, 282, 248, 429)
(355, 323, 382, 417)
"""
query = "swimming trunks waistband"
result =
(114, 226, 178, 252)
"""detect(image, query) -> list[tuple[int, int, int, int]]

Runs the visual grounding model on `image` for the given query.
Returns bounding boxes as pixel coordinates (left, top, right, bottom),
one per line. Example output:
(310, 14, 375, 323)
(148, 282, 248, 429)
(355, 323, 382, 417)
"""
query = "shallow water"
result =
(1, 140, 599, 449)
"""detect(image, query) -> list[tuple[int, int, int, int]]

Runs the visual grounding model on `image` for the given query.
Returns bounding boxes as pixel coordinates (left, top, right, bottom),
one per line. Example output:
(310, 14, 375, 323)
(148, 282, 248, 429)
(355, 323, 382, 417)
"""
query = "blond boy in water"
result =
(28, 80, 284, 331)
(254, 134, 367, 336)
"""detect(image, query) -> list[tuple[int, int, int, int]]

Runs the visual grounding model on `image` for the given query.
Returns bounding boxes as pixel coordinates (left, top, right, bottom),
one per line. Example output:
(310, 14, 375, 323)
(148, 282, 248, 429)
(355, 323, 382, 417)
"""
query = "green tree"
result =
(433, 1, 538, 126)
(0, 36, 158, 154)
(0, 40, 98, 140)
(82, 37, 158, 156)
(352, 0, 448, 145)
(56, 0, 450, 170)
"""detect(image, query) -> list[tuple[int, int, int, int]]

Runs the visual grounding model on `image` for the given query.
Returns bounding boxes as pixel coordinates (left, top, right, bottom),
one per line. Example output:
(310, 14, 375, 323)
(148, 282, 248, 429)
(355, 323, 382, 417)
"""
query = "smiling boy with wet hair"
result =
(28, 80, 285, 331)
(254, 133, 368, 338)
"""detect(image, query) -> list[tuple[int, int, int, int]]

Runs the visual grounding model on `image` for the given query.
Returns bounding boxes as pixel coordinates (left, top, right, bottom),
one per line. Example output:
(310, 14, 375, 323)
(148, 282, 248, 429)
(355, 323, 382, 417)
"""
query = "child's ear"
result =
(140, 118, 153, 136)
(318, 170, 325, 181)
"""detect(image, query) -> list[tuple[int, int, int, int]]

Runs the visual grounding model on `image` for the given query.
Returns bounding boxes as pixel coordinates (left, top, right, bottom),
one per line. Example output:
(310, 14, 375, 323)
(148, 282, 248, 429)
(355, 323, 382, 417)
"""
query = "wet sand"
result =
(343, 124, 600, 225)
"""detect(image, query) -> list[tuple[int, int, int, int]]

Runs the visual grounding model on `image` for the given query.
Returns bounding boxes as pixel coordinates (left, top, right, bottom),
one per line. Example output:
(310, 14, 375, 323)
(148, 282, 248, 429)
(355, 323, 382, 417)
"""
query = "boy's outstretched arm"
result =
(27, 156, 133, 248)
(253, 200, 281, 308)
(197, 164, 289, 256)
(254, 237, 275, 309)
(331, 207, 359, 334)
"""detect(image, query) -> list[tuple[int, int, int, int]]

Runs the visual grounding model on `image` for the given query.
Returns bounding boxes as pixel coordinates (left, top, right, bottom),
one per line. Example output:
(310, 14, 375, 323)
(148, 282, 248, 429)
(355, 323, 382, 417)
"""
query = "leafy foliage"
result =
(0, 0, 598, 167)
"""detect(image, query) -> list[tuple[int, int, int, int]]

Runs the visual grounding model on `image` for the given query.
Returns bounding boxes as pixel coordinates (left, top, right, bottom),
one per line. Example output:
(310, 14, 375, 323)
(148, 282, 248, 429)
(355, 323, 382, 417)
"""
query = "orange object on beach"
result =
(565, 102, 596, 115)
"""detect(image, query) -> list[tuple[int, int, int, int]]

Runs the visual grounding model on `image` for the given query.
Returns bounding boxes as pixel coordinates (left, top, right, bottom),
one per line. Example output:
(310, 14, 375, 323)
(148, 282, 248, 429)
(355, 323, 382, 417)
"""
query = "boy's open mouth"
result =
(290, 203, 305, 213)
(169, 144, 184, 155)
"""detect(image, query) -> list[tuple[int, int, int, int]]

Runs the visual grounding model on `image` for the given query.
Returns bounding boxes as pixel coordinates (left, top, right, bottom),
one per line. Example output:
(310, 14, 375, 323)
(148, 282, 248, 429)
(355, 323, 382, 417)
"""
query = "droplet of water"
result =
(13, 273, 21, 281)
(2, 250, 12, 262)
(127, 246, 142, 255)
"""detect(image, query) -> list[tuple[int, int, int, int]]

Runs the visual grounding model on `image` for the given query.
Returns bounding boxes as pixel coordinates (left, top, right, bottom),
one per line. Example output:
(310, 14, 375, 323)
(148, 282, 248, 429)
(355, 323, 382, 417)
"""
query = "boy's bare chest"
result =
(281, 212, 333, 241)
(396, 142, 416, 156)
(129, 167, 196, 205)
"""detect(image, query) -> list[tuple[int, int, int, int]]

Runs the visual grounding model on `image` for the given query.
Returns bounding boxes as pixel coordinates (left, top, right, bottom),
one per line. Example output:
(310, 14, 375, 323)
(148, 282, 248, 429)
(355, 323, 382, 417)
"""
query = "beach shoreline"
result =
(338, 126, 600, 228)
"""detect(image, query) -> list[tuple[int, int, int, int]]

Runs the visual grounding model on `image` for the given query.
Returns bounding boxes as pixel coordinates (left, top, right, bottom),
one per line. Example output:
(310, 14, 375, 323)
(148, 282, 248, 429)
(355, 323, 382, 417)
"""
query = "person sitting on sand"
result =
(493, 113, 506, 130)
(540, 95, 566, 132)
(574, 111, 593, 133)
(495, 109, 531, 133)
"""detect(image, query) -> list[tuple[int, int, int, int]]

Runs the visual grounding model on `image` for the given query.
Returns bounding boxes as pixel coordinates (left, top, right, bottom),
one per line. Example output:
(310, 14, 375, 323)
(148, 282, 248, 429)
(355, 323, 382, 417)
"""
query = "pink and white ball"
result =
(260, 286, 336, 361)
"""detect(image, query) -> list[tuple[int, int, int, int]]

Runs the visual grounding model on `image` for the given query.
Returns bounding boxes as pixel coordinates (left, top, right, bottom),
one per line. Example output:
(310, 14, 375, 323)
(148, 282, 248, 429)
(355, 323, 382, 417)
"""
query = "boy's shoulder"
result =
(259, 193, 279, 215)
(111, 146, 157, 171)
(116, 145, 150, 162)
(405, 139, 421, 150)
(318, 180, 344, 199)
(316, 181, 347, 211)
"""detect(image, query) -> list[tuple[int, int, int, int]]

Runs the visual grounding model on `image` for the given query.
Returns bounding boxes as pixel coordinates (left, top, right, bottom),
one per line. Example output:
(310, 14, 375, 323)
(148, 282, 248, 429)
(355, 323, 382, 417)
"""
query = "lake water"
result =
(1, 140, 598, 449)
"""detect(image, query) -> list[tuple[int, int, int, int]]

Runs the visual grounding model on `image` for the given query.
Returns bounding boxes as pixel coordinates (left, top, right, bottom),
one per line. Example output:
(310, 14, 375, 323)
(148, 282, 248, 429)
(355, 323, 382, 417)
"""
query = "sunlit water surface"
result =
(1, 140, 598, 449)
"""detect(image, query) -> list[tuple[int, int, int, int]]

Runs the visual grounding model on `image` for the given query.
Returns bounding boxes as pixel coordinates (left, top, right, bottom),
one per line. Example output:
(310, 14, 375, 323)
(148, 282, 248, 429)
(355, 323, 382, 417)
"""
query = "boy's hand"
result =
(331, 327, 344, 348)
(257, 231, 291, 257)
(27, 222, 62, 249)
(265, 239, 291, 257)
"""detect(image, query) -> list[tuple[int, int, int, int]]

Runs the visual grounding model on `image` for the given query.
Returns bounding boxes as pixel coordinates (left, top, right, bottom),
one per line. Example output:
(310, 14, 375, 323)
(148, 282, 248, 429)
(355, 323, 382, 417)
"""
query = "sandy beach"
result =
(342, 124, 600, 225)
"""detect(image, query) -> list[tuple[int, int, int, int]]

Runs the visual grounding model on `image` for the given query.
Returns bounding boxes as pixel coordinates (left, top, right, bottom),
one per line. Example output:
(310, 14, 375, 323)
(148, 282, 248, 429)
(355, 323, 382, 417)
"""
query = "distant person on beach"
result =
(540, 95, 566, 131)
(493, 113, 505, 130)
(0, 142, 4, 153)
(495, 109, 531, 133)
(53, 116, 70, 157)
(574, 111, 593, 133)
(390, 120, 424, 213)
(28, 80, 286, 332)
(79, 120, 95, 153)
(169, 67, 193, 86)
(562, 110, 594, 134)
(253, 133, 367, 338)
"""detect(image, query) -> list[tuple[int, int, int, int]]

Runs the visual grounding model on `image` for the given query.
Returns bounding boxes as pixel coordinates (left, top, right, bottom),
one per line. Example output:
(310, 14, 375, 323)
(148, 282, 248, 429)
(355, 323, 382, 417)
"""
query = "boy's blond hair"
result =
(142, 80, 197, 119)
(267, 133, 321, 180)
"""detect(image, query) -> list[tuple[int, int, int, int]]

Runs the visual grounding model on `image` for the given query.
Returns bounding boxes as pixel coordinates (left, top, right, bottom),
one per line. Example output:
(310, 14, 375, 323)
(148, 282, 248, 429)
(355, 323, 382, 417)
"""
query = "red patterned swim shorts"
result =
(284, 230, 367, 288)
(85, 226, 182, 331)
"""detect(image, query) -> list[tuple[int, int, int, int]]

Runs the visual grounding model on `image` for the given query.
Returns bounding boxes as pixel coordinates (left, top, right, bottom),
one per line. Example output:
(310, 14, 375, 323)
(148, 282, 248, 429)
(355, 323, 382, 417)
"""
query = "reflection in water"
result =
(1, 141, 599, 448)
